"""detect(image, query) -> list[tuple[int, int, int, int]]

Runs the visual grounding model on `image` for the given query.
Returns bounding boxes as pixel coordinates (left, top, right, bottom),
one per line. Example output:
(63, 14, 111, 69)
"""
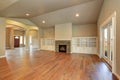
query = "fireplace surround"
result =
(55, 40, 71, 53)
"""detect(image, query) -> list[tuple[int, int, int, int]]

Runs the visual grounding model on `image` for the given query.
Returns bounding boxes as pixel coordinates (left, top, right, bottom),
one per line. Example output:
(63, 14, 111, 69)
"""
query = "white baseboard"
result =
(95, 53, 100, 57)
(0, 55, 6, 58)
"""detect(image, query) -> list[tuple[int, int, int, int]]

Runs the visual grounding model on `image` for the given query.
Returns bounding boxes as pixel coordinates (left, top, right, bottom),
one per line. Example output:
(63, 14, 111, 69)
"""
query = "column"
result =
(38, 27, 43, 50)
(0, 18, 6, 57)
(25, 29, 30, 50)
(10, 29, 14, 49)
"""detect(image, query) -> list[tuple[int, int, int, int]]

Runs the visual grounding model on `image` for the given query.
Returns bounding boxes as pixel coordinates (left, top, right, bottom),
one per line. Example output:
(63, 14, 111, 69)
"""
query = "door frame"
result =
(101, 21, 112, 65)
(100, 12, 116, 73)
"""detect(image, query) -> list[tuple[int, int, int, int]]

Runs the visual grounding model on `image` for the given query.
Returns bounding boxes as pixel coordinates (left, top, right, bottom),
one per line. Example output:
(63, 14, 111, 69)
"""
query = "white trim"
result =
(96, 53, 101, 58)
(100, 12, 116, 27)
(112, 12, 117, 74)
(0, 55, 6, 58)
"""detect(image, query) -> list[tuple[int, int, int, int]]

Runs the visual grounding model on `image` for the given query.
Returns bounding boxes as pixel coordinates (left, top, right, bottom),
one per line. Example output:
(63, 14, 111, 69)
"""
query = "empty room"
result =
(0, 0, 120, 80)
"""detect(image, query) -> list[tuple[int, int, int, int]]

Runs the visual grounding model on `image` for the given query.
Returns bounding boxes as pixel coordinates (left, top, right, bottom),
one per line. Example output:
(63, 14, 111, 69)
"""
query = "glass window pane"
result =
(110, 25, 113, 61)
(104, 28, 108, 57)
(20, 36, 23, 44)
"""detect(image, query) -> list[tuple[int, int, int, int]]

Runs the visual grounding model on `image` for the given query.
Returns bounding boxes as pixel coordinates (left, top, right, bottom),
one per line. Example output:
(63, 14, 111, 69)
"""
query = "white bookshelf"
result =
(71, 37, 97, 54)
(41, 38, 55, 51)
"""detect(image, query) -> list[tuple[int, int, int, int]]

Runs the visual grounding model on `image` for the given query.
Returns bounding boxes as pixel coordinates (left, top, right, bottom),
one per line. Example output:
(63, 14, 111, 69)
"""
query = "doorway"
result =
(101, 22, 113, 65)
(14, 36, 20, 48)
(100, 12, 116, 72)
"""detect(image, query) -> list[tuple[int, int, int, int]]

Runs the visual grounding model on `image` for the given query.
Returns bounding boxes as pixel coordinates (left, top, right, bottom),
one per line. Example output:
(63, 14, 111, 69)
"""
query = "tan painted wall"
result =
(42, 27, 55, 38)
(72, 24, 97, 37)
(6, 28, 11, 49)
(10, 29, 14, 49)
(0, 18, 5, 56)
(6, 28, 15, 49)
(14, 30, 25, 36)
(55, 23, 72, 40)
(29, 30, 39, 49)
(40, 24, 97, 39)
(98, 0, 120, 76)
(6, 28, 14, 49)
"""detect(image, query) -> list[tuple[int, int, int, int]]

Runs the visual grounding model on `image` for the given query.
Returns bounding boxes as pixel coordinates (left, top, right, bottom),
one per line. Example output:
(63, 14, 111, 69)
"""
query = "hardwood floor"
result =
(0, 48, 118, 80)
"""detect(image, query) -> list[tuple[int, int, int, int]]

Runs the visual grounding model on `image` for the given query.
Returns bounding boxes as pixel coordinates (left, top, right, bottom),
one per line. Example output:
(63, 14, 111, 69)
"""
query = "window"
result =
(20, 36, 23, 44)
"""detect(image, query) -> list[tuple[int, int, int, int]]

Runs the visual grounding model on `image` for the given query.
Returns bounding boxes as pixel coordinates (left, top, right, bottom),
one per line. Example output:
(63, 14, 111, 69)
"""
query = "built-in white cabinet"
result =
(41, 37, 97, 53)
(41, 38, 55, 51)
(71, 37, 97, 54)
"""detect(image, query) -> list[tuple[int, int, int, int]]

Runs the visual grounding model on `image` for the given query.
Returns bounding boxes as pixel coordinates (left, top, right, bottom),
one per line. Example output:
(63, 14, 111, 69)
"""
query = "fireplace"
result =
(59, 45, 67, 52)
(55, 40, 71, 53)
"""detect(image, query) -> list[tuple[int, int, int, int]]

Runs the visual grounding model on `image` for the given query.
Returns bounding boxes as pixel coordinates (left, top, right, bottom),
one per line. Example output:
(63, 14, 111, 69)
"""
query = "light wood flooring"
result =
(0, 48, 118, 80)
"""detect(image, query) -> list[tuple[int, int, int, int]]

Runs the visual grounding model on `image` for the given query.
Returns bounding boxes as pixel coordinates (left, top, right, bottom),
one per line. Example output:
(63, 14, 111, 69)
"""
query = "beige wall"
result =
(10, 29, 14, 49)
(98, 0, 120, 76)
(0, 18, 5, 56)
(29, 30, 39, 49)
(55, 23, 72, 40)
(6, 28, 14, 49)
(72, 24, 97, 37)
(14, 30, 25, 36)
(42, 27, 55, 38)
(6, 28, 11, 49)
(40, 24, 97, 39)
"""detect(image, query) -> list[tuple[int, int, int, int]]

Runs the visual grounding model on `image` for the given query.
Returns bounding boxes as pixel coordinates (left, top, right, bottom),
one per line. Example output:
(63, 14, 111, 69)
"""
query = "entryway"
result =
(100, 12, 116, 73)
(101, 22, 113, 65)
(14, 36, 20, 47)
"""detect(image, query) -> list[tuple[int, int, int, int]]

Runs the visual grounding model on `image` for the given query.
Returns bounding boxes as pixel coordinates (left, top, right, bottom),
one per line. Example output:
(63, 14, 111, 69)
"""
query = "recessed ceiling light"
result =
(42, 20, 45, 24)
(26, 13, 30, 16)
(75, 13, 79, 17)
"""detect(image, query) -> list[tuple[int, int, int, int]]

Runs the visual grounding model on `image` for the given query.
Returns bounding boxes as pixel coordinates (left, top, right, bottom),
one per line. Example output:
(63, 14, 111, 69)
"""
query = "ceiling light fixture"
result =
(26, 13, 30, 16)
(42, 20, 45, 24)
(75, 13, 79, 17)
(15, 36, 19, 39)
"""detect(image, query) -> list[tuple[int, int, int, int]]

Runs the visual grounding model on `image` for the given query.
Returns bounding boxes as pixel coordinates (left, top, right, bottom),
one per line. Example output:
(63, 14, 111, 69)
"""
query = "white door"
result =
(102, 22, 113, 65)
(100, 12, 116, 73)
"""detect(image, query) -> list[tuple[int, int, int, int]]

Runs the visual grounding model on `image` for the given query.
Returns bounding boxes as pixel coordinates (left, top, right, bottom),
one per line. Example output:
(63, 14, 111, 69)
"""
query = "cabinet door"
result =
(71, 37, 97, 54)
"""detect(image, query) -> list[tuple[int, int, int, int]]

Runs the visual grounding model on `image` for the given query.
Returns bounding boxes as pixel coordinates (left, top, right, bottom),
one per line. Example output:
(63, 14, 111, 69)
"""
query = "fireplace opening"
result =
(59, 45, 67, 52)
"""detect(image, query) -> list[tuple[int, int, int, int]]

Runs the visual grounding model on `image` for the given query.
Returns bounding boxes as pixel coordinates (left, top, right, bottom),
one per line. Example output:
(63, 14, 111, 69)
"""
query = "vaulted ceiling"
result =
(0, 0, 103, 27)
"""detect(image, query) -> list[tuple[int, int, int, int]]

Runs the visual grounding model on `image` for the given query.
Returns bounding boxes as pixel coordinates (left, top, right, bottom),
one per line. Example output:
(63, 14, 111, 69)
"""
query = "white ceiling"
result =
(0, 0, 103, 27)
(30, 0, 103, 27)
(0, 0, 18, 11)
